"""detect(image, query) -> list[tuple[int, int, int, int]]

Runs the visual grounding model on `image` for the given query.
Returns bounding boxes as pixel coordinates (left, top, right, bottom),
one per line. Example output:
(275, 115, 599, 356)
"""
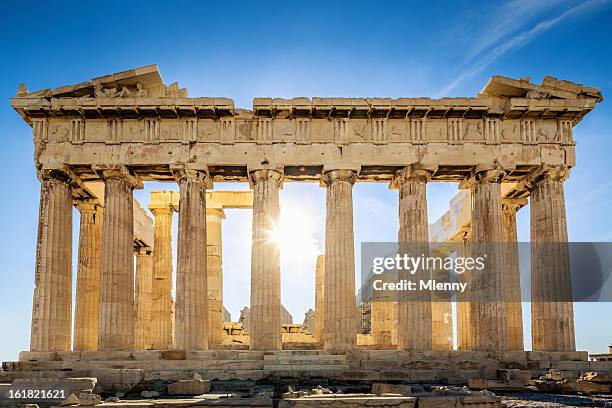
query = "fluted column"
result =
(206, 208, 224, 347)
(530, 167, 575, 351)
(30, 168, 74, 352)
(392, 165, 433, 351)
(431, 255, 453, 350)
(149, 195, 175, 350)
(456, 232, 473, 350)
(249, 169, 282, 350)
(175, 168, 209, 351)
(322, 169, 357, 351)
(134, 246, 153, 350)
(469, 166, 508, 351)
(371, 302, 396, 346)
(502, 199, 526, 351)
(73, 200, 103, 351)
(314, 255, 325, 344)
(97, 166, 142, 351)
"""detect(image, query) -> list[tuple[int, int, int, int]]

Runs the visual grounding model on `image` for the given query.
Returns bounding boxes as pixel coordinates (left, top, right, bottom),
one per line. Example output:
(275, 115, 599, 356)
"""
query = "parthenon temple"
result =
(6, 65, 610, 392)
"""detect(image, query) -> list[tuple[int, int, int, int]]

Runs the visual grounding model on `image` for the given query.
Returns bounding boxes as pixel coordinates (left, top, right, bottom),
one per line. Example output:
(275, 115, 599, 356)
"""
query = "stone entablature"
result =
(12, 66, 601, 189)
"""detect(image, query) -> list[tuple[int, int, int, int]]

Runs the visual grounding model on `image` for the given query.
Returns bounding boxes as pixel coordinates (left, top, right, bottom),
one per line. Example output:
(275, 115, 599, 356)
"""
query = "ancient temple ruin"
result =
(6, 65, 610, 395)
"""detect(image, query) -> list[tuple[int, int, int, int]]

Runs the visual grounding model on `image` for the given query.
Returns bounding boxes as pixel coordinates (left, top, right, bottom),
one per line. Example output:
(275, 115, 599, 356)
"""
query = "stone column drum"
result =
(98, 167, 142, 351)
(530, 167, 575, 351)
(502, 199, 525, 351)
(73, 200, 103, 351)
(469, 167, 508, 351)
(314, 254, 325, 344)
(149, 201, 175, 349)
(322, 169, 357, 351)
(371, 301, 396, 346)
(249, 169, 283, 350)
(456, 232, 473, 350)
(393, 166, 433, 351)
(431, 261, 453, 351)
(206, 208, 224, 347)
(175, 169, 209, 351)
(134, 246, 153, 350)
(30, 169, 74, 352)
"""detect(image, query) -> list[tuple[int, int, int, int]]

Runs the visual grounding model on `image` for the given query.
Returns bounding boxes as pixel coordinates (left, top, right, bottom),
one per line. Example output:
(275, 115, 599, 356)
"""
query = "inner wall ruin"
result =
(6, 64, 611, 390)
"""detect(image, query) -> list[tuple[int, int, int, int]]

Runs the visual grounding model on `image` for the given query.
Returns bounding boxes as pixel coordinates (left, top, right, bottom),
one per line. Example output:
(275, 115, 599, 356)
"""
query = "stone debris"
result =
(283, 386, 309, 399)
(89, 368, 144, 394)
(540, 369, 578, 381)
(310, 385, 332, 395)
(78, 393, 101, 406)
(527, 369, 612, 395)
(580, 371, 612, 383)
(372, 383, 414, 396)
(280, 391, 501, 407)
(56, 393, 80, 407)
(166, 378, 211, 395)
(140, 390, 160, 398)
(468, 378, 525, 391)
(281, 385, 501, 407)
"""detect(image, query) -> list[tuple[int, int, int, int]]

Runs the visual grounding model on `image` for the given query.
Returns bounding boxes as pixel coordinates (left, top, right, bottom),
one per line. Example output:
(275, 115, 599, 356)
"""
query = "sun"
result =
(269, 205, 320, 261)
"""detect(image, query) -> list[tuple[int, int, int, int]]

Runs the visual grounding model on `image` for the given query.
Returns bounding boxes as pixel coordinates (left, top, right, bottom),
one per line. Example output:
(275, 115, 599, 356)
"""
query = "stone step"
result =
(263, 364, 351, 371)
(263, 354, 347, 362)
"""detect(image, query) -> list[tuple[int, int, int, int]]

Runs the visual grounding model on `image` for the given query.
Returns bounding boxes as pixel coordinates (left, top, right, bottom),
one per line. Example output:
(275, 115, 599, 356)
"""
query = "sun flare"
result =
(269, 206, 320, 261)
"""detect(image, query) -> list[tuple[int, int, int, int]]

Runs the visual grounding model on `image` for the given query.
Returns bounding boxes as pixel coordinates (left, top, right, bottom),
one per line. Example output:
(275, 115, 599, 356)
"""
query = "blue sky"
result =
(1, 0, 611, 361)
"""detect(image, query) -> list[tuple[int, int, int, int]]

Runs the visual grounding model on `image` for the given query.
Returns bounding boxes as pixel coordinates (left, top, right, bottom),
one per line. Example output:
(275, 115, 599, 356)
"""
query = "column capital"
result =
(206, 207, 226, 220)
(74, 198, 102, 212)
(321, 169, 357, 187)
(248, 168, 283, 187)
(502, 198, 528, 215)
(149, 190, 179, 213)
(37, 163, 82, 187)
(460, 162, 507, 189)
(541, 166, 571, 182)
(170, 163, 212, 188)
(390, 164, 436, 189)
(92, 165, 143, 189)
(134, 245, 152, 256)
(515, 165, 571, 194)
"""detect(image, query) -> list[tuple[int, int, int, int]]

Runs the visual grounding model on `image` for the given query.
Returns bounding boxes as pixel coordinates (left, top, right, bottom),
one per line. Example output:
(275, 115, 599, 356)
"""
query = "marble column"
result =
(206, 208, 224, 347)
(530, 167, 575, 351)
(149, 202, 175, 350)
(371, 301, 396, 346)
(30, 169, 74, 352)
(175, 169, 209, 351)
(393, 165, 433, 351)
(98, 166, 142, 351)
(456, 231, 473, 350)
(431, 257, 453, 350)
(73, 200, 103, 351)
(502, 199, 526, 351)
(134, 246, 153, 350)
(314, 254, 325, 344)
(322, 169, 357, 351)
(249, 169, 282, 350)
(469, 167, 508, 351)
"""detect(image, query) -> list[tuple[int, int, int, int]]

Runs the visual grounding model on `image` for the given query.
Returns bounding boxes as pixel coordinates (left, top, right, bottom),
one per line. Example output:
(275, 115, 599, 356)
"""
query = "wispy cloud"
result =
(460, 0, 568, 63)
(437, 0, 610, 96)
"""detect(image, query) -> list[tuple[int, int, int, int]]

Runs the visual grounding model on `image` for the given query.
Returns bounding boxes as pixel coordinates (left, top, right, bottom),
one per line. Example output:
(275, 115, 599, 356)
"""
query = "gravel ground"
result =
(499, 391, 612, 407)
